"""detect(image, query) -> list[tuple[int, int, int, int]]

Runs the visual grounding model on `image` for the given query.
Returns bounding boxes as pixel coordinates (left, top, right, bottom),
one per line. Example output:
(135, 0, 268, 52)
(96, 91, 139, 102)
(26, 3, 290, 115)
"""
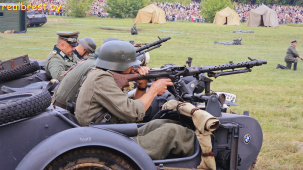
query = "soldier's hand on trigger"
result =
(150, 79, 173, 96)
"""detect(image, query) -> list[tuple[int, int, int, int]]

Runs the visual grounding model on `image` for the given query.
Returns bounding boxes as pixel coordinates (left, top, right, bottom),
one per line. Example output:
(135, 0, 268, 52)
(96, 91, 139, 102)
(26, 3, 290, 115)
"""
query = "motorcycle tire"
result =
(0, 61, 40, 82)
(0, 89, 51, 125)
(45, 147, 139, 170)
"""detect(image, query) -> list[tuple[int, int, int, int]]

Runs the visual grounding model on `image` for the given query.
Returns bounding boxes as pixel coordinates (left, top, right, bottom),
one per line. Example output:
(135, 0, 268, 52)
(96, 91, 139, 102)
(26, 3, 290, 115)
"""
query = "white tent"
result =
(247, 4, 279, 27)
(213, 7, 240, 25)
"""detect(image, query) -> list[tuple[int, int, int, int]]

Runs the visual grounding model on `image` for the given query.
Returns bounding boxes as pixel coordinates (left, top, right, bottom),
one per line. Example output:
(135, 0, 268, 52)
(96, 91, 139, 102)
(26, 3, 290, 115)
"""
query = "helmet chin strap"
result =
(81, 50, 88, 58)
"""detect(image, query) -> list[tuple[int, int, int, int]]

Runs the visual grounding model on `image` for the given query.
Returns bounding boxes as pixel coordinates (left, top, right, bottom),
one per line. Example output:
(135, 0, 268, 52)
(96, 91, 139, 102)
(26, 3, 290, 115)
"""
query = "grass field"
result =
(1, 15, 303, 169)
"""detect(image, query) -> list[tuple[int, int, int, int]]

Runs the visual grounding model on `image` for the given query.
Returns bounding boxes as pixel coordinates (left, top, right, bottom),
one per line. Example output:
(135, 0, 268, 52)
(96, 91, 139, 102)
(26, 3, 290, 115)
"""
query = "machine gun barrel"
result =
(136, 37, 171, 53)
(191, 60, 267, 78)
(136, 44, 161, 57)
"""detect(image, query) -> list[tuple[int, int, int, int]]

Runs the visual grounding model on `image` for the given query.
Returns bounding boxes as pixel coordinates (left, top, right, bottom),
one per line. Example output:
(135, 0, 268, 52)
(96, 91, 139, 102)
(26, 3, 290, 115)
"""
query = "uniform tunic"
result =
(284, 44, 300, 63)
(55, 58, 95, 108)
(75, 68, 145, 126)
(45, 45, 80, 81)
(75, 68, 195, 160)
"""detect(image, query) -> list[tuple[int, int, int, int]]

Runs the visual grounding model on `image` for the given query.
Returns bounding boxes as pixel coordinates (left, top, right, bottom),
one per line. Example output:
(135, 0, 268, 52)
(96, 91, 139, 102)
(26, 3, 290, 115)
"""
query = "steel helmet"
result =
(94, 40, 141, 71)
(79, 37, 96, 53)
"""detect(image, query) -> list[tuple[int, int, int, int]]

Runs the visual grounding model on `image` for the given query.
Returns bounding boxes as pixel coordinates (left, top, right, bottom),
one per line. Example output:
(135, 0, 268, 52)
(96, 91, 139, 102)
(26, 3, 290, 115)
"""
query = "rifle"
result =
(135, 37, 171, 54)
(112, 58, 267, 98)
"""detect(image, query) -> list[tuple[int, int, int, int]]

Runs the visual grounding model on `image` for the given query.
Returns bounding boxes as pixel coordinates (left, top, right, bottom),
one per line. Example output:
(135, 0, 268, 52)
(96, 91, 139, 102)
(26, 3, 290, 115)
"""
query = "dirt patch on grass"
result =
(294, 141, 303, 152)
(48, 18, 68, 23)
(99, 27, 132, 32)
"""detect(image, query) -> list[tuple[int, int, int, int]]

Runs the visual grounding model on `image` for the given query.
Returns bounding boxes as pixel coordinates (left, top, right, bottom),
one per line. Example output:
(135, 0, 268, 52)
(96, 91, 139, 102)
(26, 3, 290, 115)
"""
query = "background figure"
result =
(131, 23, 138, 35)
(72, 37, 96, 60)
(214, 37, 242, 45)
(276, 40, 303, 71)
(233, 30, 254, 33)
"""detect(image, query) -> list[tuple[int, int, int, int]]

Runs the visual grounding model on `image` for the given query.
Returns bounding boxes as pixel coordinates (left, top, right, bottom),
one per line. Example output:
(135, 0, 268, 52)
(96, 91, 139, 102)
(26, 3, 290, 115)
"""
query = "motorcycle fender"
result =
(16, 127, 156, 170)
(215, 113, 263, 170)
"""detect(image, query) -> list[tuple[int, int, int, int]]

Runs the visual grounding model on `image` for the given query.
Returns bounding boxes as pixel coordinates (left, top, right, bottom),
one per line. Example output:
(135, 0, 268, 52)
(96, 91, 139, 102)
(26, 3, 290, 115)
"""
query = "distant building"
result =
(0, 3, 27, 32)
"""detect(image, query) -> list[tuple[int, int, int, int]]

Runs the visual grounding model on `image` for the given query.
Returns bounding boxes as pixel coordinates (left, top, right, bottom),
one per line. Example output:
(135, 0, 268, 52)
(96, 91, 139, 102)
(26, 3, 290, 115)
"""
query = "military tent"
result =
(213, 7, 240, 25)
(246, 4, 279, 27)
(134, 4, 166, 24)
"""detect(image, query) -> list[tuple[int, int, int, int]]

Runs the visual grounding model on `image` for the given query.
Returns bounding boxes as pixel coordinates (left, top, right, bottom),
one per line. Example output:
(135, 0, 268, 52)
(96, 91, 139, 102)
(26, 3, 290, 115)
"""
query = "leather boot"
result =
(293, 62, 297, 71)
(277, 64, 287, 69)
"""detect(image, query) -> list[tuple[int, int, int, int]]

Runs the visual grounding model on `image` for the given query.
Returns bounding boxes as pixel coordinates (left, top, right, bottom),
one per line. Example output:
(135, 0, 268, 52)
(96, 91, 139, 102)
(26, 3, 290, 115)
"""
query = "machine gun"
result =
(112, 57, 267, 90)
(135, 37, 171, 56)
(114, 57, 266, 117)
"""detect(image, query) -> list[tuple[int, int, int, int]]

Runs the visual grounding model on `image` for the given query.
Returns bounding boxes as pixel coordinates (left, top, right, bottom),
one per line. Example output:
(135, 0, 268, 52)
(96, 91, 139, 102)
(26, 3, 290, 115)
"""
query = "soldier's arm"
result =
(47, 57, 67, 81)
(290, 47, 300, 58)
(93, 73, 145, 123)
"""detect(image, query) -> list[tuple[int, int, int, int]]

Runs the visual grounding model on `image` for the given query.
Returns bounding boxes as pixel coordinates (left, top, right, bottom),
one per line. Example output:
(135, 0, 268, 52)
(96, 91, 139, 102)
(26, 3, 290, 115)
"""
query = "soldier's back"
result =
(55, 58, 96, 106)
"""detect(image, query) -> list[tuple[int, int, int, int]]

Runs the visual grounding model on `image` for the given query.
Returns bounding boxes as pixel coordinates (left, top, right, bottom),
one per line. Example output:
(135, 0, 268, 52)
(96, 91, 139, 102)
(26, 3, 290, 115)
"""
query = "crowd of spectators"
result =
(272, 5, 303, 24)
(153, 2, 204, 22)
(89, 0, 109, 18)
(235, 4, 303, 24)
(27, 0, 303, 24)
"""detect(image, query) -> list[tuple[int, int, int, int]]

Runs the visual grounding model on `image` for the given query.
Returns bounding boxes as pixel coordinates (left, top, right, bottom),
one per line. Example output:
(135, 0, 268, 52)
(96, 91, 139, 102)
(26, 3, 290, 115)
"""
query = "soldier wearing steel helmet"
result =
(75, 40, 195, 160)
(73, 37, 97, 60)
(45, 31, 80, 81)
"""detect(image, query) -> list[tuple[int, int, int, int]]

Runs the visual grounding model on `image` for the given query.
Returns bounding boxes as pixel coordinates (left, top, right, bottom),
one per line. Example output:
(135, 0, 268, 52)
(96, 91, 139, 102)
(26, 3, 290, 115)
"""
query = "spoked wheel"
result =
(45, 147, 140, 170)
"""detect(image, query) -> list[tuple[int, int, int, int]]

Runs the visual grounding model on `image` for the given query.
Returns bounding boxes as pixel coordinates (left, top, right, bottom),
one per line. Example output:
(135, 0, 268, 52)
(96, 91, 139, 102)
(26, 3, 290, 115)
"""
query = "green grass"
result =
(1, 15, 303, 169)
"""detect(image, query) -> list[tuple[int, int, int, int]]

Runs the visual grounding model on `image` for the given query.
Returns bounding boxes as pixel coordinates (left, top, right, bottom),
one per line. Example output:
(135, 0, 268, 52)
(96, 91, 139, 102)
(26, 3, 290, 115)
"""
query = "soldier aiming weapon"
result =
(111, 57, 267, 101)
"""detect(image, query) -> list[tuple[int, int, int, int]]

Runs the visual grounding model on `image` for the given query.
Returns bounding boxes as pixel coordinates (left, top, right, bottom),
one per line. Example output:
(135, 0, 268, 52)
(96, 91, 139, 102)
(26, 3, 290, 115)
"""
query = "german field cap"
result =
(57, 31, 80, 47)
(291, 40, 297, 43)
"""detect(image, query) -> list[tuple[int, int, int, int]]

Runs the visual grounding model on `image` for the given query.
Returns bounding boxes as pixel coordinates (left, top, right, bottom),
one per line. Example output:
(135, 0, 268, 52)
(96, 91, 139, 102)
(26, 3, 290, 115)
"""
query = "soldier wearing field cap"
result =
(276, 40, 303, 71)
(45, 31, 80, 81)
(73, 37, 96, 60)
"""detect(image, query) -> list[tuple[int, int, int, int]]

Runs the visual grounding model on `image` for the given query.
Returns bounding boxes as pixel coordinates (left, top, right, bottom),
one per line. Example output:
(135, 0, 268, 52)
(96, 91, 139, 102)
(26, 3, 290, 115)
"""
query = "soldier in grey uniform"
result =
(73, 37, 96, 60)
(232, 30, 254, 33)
(131, 23, 138, 35)
(75, 40, 195, 160)
(277, 40, 303, 71)
(45, 31, 80, 81)
(53, 37, 97, 113)
(214, 37, 242, 45)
